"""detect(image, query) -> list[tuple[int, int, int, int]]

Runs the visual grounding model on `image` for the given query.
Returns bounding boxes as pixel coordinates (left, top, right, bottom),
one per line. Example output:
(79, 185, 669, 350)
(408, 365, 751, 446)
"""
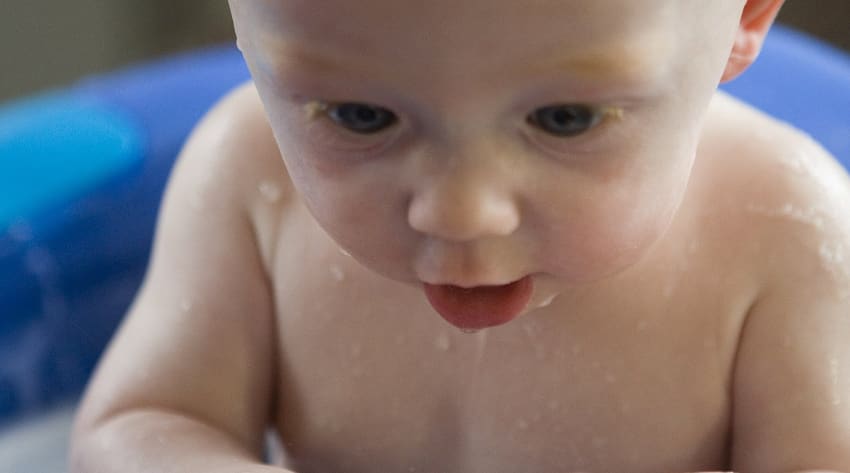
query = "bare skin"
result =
(70, 1, 850, 472)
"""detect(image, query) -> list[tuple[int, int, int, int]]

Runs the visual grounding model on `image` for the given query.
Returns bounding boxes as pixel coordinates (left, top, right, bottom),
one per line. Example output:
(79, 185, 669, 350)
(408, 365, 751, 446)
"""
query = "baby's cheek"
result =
(540, 191, 675, 282)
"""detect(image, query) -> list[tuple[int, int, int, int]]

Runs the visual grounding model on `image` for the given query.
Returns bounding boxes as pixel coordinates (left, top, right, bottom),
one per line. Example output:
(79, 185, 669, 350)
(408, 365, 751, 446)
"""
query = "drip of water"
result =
(745, 202, 825, 228)
(662, 283, 675, 299)
(259, 180, 283, 203)
(474, 330, 489, 367)
(687, 239, 699, 254)
(830, 357, 842, 406)
(818, 242, 850, 293)
(819, 242, 846, 266)
(180, 298, 194, 312)
(522, 322, 538, 338)
(775, 149, 814, 176)
(536, 293, 557, 309)
(435, 333, 451, 352)
(592, 436, 609, 449)
(534, 346, 546, 361)
(339, 247, 352, 257)
(516, 418, 530, 430)
(330, 264, 345, 282)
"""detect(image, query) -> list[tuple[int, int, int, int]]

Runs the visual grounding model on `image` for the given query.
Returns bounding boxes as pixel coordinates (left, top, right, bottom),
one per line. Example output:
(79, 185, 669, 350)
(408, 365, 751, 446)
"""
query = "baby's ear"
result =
(721, 0, 785, 83)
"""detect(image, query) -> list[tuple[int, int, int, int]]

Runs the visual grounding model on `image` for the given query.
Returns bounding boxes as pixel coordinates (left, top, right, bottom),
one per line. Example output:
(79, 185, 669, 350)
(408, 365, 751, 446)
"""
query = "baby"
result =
(70, 0, 850, 472)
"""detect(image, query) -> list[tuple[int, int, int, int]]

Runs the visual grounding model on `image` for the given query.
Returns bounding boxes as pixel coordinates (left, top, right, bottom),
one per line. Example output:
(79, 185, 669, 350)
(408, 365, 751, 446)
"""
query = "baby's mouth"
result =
(423, 276, 534, 330)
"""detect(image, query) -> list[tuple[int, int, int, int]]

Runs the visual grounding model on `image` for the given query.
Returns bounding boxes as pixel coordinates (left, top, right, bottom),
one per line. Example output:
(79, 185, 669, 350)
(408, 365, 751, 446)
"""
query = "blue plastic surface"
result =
(0, 46, 249, 424)
(722, 26, 850, 167)
(0, 94, 143, 230)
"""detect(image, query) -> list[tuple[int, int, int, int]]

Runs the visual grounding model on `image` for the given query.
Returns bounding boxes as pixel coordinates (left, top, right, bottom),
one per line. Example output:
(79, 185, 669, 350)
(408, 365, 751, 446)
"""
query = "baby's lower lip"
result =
(423, 276, 534, 330)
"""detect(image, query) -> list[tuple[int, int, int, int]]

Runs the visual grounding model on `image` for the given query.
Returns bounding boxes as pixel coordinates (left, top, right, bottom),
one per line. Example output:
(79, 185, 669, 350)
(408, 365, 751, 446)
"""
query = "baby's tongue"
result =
(423, 276, 533, 330)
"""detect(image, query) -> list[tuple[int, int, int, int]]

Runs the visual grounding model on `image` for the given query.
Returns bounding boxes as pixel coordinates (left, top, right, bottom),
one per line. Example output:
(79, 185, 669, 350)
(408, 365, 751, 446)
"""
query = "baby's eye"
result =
(527, 104, 603, 137)
(327, 102, 398, 134)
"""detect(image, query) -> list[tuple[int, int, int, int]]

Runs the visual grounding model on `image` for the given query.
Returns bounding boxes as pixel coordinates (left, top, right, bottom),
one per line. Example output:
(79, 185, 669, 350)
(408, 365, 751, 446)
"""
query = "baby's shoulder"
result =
(175, 80, 295, 242)
(697, 92, 850, 292)
(181, 81, 291, 199)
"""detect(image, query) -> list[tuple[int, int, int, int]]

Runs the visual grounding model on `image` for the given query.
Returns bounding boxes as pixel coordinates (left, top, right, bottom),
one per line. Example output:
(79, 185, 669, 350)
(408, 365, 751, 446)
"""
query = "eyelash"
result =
(299, 101, 397, 155)
(300, 100, 624, 152)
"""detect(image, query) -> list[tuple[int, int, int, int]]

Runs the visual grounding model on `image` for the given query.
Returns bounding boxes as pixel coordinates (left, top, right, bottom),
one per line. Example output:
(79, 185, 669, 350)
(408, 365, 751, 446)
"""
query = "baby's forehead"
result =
(240, 0, 679, 33)
(234, 0, 736, 92)
(239, 1, 689, 55)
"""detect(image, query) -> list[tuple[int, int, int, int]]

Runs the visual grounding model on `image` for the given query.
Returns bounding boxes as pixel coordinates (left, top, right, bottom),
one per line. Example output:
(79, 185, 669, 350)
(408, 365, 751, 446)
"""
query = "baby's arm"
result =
(729, 142, 850, 472)
(69, 84, 291, 472)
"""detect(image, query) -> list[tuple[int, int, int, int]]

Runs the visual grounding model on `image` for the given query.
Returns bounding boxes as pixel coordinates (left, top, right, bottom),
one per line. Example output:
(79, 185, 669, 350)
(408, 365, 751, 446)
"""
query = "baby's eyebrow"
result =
(256, 36, 366, 77)
(257, 34, 668, 93)
(509, 44, 669, 84)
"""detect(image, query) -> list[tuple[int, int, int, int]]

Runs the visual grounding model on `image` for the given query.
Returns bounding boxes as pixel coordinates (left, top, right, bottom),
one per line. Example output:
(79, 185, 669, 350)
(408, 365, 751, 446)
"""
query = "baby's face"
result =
(231, 0, 743, 304)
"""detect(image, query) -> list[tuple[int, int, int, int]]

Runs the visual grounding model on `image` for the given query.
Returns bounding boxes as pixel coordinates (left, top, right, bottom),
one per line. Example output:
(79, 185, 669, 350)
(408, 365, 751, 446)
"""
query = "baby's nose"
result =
(407, 166, 520, 242)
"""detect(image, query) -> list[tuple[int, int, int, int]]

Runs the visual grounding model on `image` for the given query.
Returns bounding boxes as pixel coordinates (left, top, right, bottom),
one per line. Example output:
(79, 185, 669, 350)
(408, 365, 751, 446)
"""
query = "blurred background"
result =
(1, 0, 849, 102)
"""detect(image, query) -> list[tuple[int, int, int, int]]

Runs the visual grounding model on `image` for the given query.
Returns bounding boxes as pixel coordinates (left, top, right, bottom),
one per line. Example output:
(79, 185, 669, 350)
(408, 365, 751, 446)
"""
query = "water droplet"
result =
(819, 242, 845, 265)
(776, 149, 813, 176)
(461, 328, 479, 335)
(339, 247, 352, 257)
(636, 320, 648, 332)
(604, 373, 617, 384)
(592, 436, 609, 448)
(350, 343, 362, 358)
(830, 357, 842, 406)
(547, 400, 560, 411)
(259, 180, 282, 203)
(394, 334, 406, 345)
(435, 333, 451, 352)
(535, 346, 546, 360)
(746, 202, 824, 228)
(819, 241, 850, 284)
(516, 418, 530, 430)
(687, 239, 699, 254)
(536, 293, 557, 309)
(330, 264, 345, 282)
(180, 298, 193, 312)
